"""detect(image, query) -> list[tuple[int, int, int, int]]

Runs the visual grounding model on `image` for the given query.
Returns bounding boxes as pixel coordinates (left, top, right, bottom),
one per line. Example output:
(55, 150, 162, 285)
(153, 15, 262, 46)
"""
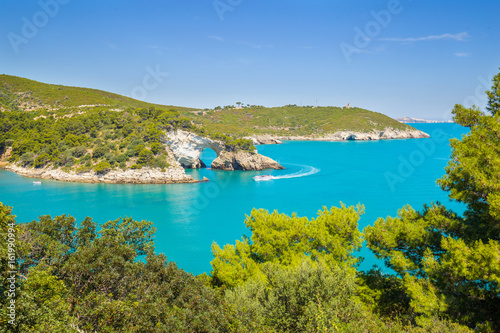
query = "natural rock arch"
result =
(165, 130, 224, 168)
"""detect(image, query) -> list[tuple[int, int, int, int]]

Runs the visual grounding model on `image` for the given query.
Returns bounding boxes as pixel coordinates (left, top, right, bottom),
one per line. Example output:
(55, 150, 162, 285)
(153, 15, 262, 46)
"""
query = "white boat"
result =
(33, 181, 42, 184)
(253, 175, 274, 181)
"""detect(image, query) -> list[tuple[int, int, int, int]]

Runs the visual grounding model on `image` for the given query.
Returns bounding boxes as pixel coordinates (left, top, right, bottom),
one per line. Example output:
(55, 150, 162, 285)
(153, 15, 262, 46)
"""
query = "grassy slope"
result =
(0, 74, 195, 112)
(1, 74, 412, 137)
(185, 106, 412, 137)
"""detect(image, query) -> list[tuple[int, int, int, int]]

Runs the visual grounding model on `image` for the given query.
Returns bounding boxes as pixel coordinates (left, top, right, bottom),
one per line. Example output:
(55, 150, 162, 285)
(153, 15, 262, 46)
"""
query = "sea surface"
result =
(0, 123, 469, 275)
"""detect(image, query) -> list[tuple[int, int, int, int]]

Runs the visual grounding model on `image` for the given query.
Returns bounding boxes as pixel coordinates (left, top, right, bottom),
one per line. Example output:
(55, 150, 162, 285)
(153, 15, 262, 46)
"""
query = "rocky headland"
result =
(1, 128, 426, 184)
(246, 128, 429, 144)
(166, 130, 284, 171)
(212, 150, 285, 171)
(3, 164, 198, 184)
(166, 130, 223, 168)
(1, 130, 285, 184)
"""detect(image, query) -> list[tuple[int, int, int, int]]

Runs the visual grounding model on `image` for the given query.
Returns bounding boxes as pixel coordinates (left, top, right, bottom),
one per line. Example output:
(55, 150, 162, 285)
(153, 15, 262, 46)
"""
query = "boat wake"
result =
(273, 166, 320, 180)
(253, 164, 320, 181)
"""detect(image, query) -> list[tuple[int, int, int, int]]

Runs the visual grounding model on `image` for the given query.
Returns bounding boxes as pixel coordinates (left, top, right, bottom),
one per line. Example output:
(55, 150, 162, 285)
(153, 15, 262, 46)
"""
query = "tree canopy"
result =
(0, 204, 233, 332)
(364, 69, 500, 330)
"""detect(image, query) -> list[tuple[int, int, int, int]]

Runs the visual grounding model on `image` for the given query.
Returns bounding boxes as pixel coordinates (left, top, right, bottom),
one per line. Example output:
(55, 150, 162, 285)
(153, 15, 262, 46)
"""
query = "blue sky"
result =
(1, 0, 499, 119)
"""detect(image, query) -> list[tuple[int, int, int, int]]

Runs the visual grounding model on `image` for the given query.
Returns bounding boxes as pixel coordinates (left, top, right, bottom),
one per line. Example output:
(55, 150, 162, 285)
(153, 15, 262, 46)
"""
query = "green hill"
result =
(0, 74, 195, 112)
(0, 74, 411, 137)
(186, 105, 411, 137)
(0, 75, 254, 175)
(0, 74, 419, 176)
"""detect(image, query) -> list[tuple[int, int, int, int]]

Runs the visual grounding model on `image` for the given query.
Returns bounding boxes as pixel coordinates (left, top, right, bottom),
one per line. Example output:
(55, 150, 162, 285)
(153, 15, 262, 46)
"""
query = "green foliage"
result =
(0, 203, 233, 332)
(0, 105, 193, 173)
(33, 153, 50, 168)
(226, 260, 369, 333)
(137, 148, 153, 165)
(15, 267, 76, 332)
(0, 74, 193, 110)
(486, 69, 500, 115)
(133, 144, 145, 156)
(364, 71, 500, 330)
(91, 145, 108, 159)
(152, 156, 169, 169)
(188, 105, 413, 137)
(94, 161, 111, 175)
(19, 152, 34, 167)
(211, 204, 364, 288)
(150, 142, 163, 155)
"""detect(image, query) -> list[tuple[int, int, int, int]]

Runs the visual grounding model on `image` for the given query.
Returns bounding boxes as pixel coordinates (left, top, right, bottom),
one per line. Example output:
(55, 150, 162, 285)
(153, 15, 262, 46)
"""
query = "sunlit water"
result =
(0, 124, 469, 274)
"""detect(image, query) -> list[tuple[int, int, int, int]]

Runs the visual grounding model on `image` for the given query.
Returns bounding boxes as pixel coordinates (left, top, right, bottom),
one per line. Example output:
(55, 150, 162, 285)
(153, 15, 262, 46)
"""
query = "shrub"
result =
(94, 161, 111, 175)
(152, 156, 169, 169)
(106, 142, 116, 151)
(137, 149, 153, 165)
(92, 145, 108, 159)
(150, 142, 163, 155)
(33, 153, 51, 168)
(116, 154, 128, 163)
(133, 144, 145, 157)
(72, 146, 87, 158)
(59, 154, 75, 167)
(20, 152, 35, 167)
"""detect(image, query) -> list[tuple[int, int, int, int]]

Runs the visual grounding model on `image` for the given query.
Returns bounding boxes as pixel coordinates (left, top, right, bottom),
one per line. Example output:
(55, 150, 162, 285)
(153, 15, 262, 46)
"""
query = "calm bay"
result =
(0, 123, 468, 274)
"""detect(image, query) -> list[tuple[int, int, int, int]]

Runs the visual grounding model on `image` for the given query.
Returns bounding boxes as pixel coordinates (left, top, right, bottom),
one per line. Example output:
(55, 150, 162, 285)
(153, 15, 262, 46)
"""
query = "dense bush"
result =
(0, 106, 212, 174)
(94, 161, 111, 175)
(0, 204, 234, 332)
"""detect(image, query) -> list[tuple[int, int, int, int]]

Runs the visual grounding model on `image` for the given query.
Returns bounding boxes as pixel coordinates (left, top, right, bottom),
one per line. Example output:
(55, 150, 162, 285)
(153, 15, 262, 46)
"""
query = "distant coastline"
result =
(247, 128, 430, 145)
(1, 163, 202, 184)
(396, 117, 454, 124)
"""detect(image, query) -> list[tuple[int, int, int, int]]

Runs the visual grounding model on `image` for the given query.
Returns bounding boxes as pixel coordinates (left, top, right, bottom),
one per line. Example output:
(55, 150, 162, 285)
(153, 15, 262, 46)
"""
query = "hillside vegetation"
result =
(0, 74, 194, 111)
(187, 105, 412, 137)
(1, 74, 413, 138)
(0, 71, 499, 331)
(0, 74, 418, 175)
(0, 75, 254, 174)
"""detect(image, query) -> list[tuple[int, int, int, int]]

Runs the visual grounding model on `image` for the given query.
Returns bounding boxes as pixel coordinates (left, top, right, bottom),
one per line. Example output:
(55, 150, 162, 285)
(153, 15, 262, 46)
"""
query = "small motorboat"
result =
(33, 181, 42, 185)
(253, 174, 273, 181)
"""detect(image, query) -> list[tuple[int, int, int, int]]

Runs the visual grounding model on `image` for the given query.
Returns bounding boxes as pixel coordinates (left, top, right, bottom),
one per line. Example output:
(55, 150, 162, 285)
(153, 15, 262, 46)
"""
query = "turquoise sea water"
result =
(0, 123, 469, 275)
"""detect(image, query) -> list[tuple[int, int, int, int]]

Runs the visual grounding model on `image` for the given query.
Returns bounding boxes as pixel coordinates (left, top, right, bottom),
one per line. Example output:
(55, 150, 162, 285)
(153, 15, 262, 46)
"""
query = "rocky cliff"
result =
(212, 150, 284, 171)
(166, 130, 284, 171)
(245, 135, 283, 145)
(166, 130, 224, 168)
(246, 128, 429, 144)
(4, 164, 197, 184)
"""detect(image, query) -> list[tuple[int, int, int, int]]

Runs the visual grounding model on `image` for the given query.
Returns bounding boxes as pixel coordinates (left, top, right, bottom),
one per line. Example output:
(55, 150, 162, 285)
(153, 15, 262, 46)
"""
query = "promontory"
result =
(0, 75, 428, 184)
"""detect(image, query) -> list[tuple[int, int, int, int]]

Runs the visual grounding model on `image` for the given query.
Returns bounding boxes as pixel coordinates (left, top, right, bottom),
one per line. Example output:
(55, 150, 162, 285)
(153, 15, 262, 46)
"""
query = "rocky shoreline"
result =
(212, 150, 284, 171)
(166, 130, 283, 171)
(247, 128, 429, 144)
(1, 128, 427, 184)
(2, 164, 201, 184)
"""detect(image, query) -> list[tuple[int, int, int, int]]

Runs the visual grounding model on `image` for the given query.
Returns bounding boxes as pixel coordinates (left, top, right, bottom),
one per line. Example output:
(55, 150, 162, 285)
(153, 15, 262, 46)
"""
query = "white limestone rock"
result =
(3, 164, 197, 184)
(270, 128, 430, 141)
(165, 130, 224, 168)
(212, 150, 284, 171)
